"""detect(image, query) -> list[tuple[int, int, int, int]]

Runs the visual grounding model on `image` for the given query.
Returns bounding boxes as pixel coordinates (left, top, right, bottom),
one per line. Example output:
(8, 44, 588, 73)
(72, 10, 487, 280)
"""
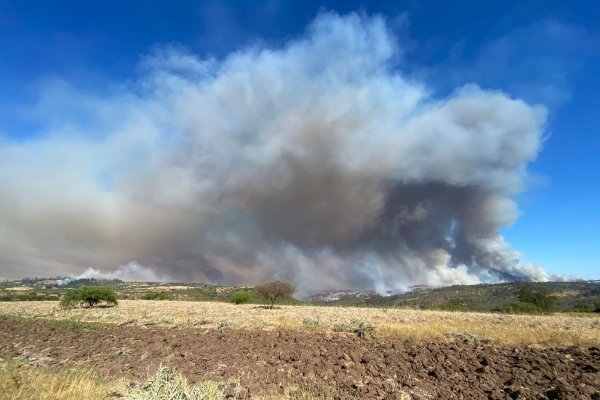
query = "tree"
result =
(60, 286, 118, 308)
(516, 284, 556, 313)
(256, 280, 295, 309)
(230, 291, 251, 305)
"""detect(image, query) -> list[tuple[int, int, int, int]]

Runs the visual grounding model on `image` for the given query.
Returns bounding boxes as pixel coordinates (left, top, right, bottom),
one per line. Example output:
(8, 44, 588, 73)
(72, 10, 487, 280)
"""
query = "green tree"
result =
(515, 284, 556, 313)
(59, 286, 118, 308)
(229, 291, 251, 305)
(256, 281, 295, 309)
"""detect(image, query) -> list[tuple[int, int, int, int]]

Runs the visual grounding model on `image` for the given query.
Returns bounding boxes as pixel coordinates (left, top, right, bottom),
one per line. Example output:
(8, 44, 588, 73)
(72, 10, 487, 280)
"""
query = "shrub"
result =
(333, 319, 376, 339)
(256, 280, 295, 309)
(571, 304, 592, 313)
(447, 331, 493, 345)
(142, 291, 170, 300)
(437, 302, 468, 312)
(59, 286, 118, 309)
(125, 365, 238, 400)
(516, 284, 556, 313)
(229, 291, 251, 305)
(594, 301, 600, 313)
(302, 317, 320, 329)
(187, 287, 218, 301)
(495, 301, 540, 314)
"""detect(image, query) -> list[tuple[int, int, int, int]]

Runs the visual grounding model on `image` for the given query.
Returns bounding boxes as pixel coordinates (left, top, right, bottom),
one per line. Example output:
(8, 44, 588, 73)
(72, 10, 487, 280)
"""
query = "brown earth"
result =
(0, 316, 598, 400)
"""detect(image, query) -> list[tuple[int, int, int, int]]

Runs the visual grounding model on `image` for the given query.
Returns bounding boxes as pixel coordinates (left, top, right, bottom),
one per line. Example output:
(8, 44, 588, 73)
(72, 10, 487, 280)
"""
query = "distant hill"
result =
(308, 281, 600, 312)
(2, 277, 599, 312)
(0, 279, 304, 306)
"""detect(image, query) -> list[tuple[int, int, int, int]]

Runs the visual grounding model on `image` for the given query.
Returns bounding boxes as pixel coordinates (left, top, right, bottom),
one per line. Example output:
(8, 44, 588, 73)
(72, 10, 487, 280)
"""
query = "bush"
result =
(59, 286, 118, 309)
(256, 280, 295, 309)
(333, 319, 376, 339)
(126, 365, 239, 400)
(594, 301, 600, 313)
(516, 284, 556, 313)
(495, 301, 541, 314)
(142, 291, 170, 300)
(436, 302, 468, 312)
(571, 304, 592, 313)
(229, 291, 251, 305)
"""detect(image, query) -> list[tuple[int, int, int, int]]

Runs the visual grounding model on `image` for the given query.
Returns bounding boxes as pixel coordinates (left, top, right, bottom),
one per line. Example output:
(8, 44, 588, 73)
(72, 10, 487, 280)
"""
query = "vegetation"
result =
(59, 286, 118, 309)
(516, 284, 556, 312)
(2, 277, 598, 312)
(334, 319, 376, 339)
(1, 299, 599, 346)
(495, 301, 540, 314)
(0, 360, 120, 400)
(435, 302, 469, 312)
(0, 360, 237, 400)
(495, 284, 557, 314)
(256, 280, 295, 309)
(125, 365, 238, 400)
(141, 291, 171, 300)
(310, 281, 600, 313)
(0, 293, 60, 302)
(229, 291, 251, 305)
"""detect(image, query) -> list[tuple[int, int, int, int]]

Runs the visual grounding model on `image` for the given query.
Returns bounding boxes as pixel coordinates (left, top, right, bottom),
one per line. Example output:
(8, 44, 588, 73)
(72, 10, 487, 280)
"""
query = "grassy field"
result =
(0, 300, 598, 346)
(0, 360, 277, 400)
(0, 361, 127, 400)
(1, 300, 599, 399)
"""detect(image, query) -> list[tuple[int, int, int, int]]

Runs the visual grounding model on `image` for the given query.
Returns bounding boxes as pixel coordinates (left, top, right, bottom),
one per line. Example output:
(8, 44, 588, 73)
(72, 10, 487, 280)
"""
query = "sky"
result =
(0, 0, 598, 286)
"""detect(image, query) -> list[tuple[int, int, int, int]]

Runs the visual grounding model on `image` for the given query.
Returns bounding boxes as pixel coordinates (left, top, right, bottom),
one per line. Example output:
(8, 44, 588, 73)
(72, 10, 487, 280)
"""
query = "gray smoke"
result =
(0, 13, 549, 293)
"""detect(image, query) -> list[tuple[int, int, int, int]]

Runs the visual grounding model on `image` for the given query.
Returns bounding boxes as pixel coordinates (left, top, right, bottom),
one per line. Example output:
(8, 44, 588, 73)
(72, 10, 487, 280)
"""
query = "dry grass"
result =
(0, 360, 312, 400)
(3, 287, 33, 292)
(0, 300, 598, 346)
(0, 360, 127, 400)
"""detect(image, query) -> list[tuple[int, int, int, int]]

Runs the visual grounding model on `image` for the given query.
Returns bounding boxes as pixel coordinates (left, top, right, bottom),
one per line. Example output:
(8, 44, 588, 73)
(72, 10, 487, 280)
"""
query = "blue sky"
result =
(0, 0, 598, 283)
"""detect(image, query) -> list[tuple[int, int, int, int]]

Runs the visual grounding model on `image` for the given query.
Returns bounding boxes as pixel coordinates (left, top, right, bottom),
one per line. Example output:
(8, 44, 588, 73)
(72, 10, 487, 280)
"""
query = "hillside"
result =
(309, 281, 600, 312)
(2, 278, 599, 313)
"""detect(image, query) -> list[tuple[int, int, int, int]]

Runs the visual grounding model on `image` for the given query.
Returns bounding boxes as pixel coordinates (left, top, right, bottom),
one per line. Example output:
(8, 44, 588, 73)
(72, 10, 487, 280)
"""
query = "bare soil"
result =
(0, 317, 598, 399)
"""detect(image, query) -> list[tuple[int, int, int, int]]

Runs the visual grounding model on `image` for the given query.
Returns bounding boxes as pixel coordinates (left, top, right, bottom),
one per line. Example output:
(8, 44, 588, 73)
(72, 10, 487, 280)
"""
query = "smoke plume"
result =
(0, 13, 549, 293)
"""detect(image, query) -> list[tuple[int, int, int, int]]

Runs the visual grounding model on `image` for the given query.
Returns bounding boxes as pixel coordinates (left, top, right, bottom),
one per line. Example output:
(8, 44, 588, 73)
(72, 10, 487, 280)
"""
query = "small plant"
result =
(302, 317, 320, 329)
(18, 350, 53, 367)
(125, 365, 239, 399)
(333, 319, 376, 339)
(110, 346, 131, 357)
(217, 319, 229, 329)
(229, 291, 251, 305)
(47, 318, 98, 333)
(59, 286, 118, 309)
(256, 280, 295, 309)
(352, 321, 376, 339)
(447, 331, 493, 346)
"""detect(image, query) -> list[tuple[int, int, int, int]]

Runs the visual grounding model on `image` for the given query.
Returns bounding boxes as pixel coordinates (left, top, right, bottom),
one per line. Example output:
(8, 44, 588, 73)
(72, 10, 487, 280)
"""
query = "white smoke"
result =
(0, 12, 549, 292)
(56, 262, 164, 285)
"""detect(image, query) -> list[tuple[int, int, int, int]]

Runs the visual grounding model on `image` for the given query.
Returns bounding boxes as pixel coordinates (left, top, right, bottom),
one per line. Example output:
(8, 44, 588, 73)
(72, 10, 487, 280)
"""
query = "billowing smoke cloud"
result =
(56, 262, 166, 285)
(0, 13, 549, 293)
